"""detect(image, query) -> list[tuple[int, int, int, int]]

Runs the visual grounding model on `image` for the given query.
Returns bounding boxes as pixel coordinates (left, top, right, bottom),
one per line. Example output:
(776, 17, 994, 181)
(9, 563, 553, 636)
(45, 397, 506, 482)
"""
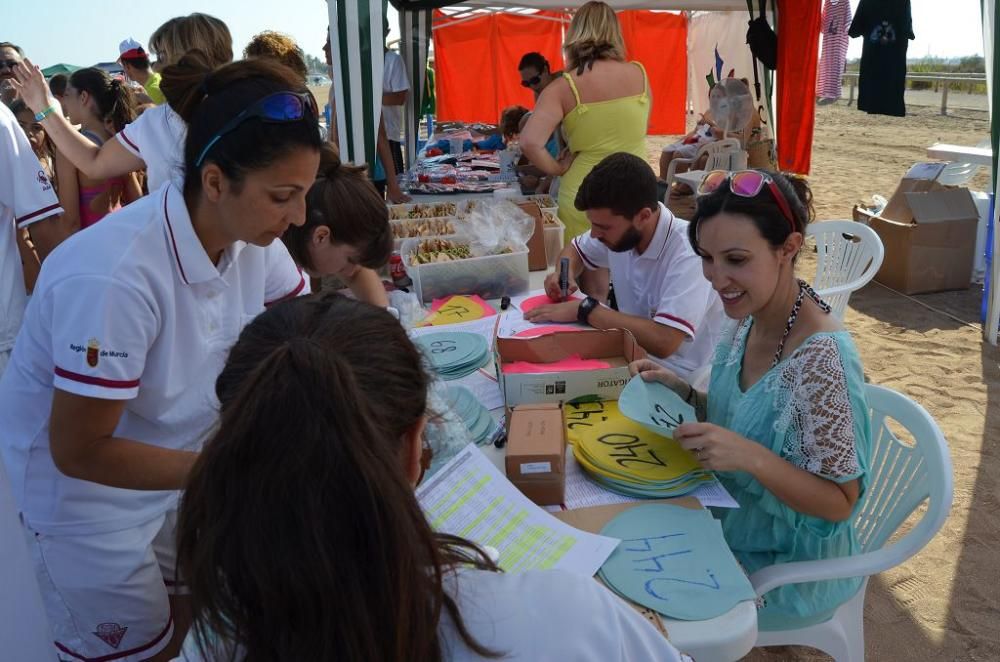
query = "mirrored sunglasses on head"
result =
(194, 90, 318, 167)
(697, 169, 798, 231)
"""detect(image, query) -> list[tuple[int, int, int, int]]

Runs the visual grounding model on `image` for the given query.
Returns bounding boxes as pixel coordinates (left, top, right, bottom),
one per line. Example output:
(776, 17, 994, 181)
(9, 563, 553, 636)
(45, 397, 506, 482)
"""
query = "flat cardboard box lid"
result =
(496, 328, 642, 363)
(902, 162, 946, 181)
(904, 188, 980, 224)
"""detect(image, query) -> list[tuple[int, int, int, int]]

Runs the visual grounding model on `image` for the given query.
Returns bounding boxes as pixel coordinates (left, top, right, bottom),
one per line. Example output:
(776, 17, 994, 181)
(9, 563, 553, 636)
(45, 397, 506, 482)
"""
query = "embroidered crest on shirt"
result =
(94, 622, 128, 649)
(86, 338, 100, 367)
(36, 170, 53, 192)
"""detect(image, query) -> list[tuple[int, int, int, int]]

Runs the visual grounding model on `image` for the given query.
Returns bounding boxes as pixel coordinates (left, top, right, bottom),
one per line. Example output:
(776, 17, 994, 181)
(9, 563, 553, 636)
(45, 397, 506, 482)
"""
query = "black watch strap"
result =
(577, 296, 599, 325)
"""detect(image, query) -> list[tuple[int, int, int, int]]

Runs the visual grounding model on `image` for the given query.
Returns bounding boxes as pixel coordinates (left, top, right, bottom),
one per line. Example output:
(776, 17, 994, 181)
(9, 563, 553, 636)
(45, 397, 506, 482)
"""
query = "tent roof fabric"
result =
(40, 64, 81, 77)
(393, 0, 747, 10)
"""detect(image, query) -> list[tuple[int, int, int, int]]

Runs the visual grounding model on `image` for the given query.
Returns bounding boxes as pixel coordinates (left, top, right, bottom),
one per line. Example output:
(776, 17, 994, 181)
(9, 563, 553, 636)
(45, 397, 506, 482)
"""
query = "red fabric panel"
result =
(776, 0, 822, 174)
(433, 11, 564, 123)
(619, 11, 687, 135)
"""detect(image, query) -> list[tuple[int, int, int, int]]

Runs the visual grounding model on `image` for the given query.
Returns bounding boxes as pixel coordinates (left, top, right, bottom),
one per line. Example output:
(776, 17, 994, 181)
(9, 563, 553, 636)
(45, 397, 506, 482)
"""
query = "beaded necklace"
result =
(771, 279, 833, 368)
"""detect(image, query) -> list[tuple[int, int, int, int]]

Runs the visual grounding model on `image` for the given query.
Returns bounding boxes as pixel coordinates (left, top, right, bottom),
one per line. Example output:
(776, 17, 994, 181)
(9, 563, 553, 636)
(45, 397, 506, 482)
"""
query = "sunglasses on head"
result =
(521, 74, 542, 88)
(0, 60, 19, 70)
(194, 90, 318, 167)
(698, 169, 798, 232)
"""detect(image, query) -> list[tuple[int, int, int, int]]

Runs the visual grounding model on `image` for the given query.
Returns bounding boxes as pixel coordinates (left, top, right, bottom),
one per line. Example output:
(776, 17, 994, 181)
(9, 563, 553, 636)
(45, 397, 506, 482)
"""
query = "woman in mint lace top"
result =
(631, 169, 871, 631)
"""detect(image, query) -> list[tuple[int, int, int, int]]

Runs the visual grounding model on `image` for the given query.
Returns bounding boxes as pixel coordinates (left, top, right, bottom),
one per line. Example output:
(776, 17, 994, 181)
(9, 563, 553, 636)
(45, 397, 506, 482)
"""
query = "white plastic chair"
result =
(665, 138, 745, 192)
(750, 384, 954, 662)
(807, 220, 885, 319)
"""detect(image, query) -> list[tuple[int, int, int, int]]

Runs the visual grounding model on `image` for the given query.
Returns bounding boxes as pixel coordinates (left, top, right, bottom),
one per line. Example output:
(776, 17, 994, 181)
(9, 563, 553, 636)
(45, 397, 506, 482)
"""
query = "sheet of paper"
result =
(497, 289, 591, 338)
(503, 354, 611, 375)
(519, 292, 583, 314)
(563, 452, 739, 510)
(417, 446, 620, 577)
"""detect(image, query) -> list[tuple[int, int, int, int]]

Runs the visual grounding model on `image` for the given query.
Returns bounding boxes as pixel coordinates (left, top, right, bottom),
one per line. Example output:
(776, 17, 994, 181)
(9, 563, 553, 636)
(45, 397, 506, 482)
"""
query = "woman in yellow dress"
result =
(521, 1, 651, 287)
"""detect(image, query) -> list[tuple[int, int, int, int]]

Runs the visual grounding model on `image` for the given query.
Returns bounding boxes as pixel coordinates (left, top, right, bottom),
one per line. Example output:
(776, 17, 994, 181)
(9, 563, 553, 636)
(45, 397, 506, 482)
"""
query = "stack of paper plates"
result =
(445, 385, 501, 446)
(567, 399, 713, 498)
(414, 331, 491, 381)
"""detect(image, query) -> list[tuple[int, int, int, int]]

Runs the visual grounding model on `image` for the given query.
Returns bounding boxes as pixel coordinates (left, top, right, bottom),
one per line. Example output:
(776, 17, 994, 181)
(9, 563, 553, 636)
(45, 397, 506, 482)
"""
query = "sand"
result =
(649, 102, 998, 661)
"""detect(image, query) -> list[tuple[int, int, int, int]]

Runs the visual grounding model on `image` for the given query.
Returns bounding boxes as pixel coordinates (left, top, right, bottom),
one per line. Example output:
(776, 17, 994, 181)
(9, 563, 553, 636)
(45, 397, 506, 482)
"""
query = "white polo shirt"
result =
(383, 50, 410, 142)
(175, 567, 687, 661)
(0, 183, 307, 536)
(116, 103, 187, 190)
(572, 202, 723, 379)
(0, 104, 63, 355)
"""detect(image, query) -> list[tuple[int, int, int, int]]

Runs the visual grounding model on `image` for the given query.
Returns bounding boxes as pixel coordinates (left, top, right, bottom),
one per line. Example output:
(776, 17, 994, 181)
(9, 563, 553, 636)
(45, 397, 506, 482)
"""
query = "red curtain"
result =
(433, 10, 687, 135)
(619, 11, 687, 135)
(776, 0, 822, 174)
(433, 11, 564, 123)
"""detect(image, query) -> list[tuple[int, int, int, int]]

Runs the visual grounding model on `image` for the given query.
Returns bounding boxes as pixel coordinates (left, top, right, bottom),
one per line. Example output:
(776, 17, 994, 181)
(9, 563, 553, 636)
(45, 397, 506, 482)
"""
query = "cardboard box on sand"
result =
(853, 162, 980, 295)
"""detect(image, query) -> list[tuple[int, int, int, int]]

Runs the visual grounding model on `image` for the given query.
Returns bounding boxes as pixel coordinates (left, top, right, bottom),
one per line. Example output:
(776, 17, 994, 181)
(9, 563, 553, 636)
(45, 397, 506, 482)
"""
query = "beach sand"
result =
(650, 102, 998, 661)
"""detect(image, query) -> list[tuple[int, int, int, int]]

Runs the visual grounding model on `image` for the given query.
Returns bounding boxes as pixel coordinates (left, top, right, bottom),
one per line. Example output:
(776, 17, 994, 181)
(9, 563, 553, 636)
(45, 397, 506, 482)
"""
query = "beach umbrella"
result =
(40, 63, 81, 77)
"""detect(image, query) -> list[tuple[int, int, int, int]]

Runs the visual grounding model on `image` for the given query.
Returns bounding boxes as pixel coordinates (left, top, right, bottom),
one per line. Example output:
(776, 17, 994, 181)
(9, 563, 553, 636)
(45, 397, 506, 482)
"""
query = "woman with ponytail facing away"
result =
(56, 68, 142, 229)
(0, 58, 320, 661)
(174, 293, 686, 661)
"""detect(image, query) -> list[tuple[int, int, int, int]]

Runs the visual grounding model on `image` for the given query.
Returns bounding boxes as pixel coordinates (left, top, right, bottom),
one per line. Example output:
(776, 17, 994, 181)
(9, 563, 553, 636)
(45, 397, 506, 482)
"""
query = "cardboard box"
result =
(517, 201, 548, 272)
(495, 329, 646, 407)
(505, 403, 566, 505)
(881, 162, 947, 222)
(855, 187, 979, 294)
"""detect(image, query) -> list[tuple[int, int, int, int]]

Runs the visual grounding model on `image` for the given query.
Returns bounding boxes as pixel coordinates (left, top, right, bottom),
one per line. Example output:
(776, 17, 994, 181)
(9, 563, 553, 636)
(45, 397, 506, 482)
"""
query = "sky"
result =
(0, 0, 985, 70)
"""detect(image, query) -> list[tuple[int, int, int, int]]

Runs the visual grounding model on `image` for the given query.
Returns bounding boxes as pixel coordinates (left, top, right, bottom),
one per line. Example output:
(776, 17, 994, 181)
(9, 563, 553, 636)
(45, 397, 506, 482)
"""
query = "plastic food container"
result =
(542, 216, 565, 267)
(390, 218, 466, 251)
(387, 202, 458, 220)
(401, 238, 530, 303)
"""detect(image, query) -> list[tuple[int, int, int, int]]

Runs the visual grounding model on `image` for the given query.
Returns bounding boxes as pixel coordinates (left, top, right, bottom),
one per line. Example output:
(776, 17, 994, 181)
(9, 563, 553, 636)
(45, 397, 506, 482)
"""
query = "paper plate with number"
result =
(618, 375, 697, 439)
(565, 399, 712, 498)
(597, 504, 756, 620)
(414, 332, 491, 380)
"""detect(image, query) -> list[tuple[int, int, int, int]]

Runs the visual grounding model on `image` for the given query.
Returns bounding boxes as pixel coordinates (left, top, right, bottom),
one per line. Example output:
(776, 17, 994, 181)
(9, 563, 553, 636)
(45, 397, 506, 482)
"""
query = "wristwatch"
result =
(577, 296, 599, 325)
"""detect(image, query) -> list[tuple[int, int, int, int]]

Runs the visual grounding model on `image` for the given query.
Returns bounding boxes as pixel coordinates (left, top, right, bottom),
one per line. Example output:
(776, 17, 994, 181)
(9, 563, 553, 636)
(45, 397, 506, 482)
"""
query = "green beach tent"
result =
(41, 64, 81, 77)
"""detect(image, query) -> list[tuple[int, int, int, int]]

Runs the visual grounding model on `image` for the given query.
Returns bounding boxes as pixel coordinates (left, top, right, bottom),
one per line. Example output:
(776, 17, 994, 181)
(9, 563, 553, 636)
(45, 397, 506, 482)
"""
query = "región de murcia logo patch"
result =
(93, 622, 128, 649)
(86, 338, 100, 367)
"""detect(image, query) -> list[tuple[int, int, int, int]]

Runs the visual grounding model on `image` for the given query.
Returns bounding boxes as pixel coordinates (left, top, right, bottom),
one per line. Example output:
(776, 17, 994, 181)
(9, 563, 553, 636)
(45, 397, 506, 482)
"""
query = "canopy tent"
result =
(40, 63, 81, 77)
(983, 0, 999, 345)
(326, 0, 821, 175)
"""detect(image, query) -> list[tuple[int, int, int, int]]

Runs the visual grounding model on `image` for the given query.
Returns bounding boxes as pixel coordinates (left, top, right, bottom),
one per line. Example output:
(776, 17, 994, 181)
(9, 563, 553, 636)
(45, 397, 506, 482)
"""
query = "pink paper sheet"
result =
(502, 354, 611, 374)
(519, 293, 583, 314)
(513, 326, 587, 338)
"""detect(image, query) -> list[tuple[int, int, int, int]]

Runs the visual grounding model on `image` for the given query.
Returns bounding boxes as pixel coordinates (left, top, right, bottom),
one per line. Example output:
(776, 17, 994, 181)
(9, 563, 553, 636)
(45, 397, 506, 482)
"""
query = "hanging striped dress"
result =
(816, 0, 853, 100)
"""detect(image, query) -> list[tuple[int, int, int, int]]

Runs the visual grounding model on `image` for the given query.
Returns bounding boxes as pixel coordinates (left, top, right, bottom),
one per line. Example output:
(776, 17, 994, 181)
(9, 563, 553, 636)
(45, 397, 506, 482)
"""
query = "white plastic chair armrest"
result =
(814, 278, 869, 301)
(665, 156, 697, 183)
(749, 547, 899, 596)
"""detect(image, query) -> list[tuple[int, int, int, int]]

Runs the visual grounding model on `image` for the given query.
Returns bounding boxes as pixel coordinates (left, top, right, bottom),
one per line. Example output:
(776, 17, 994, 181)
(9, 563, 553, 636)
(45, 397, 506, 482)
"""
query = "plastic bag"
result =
(460, 200, 535, 257)
(422, 378, 474, 478)
(389, 289, 428, 330)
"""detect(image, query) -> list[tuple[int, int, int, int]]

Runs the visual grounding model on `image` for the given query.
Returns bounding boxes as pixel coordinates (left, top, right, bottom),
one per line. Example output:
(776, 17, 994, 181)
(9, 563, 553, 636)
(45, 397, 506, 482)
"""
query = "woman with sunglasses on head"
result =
(173, 293, 685, 662)
(282, 143, 392, 307)
(10, 13, 233, 194)
(631, 169, 872, 632)
(0, 56, 321, 662)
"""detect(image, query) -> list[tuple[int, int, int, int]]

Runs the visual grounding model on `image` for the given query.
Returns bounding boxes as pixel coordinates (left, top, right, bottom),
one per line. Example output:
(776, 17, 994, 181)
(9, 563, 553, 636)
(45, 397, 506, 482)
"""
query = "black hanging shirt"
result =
(848, 0, 914, 117)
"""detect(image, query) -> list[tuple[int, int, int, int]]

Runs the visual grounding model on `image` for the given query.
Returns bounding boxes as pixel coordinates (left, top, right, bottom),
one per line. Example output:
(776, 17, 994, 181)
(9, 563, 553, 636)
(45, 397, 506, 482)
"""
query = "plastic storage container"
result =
(542, 216, 565, 267)
(401, 238, 530, 303)
(388, 202, 458, 221)
(391, 217, 466, 251)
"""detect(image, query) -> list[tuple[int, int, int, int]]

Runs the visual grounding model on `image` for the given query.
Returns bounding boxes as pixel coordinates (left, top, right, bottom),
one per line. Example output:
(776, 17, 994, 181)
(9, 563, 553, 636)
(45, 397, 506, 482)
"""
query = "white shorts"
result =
(25, 510, 182, 661)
